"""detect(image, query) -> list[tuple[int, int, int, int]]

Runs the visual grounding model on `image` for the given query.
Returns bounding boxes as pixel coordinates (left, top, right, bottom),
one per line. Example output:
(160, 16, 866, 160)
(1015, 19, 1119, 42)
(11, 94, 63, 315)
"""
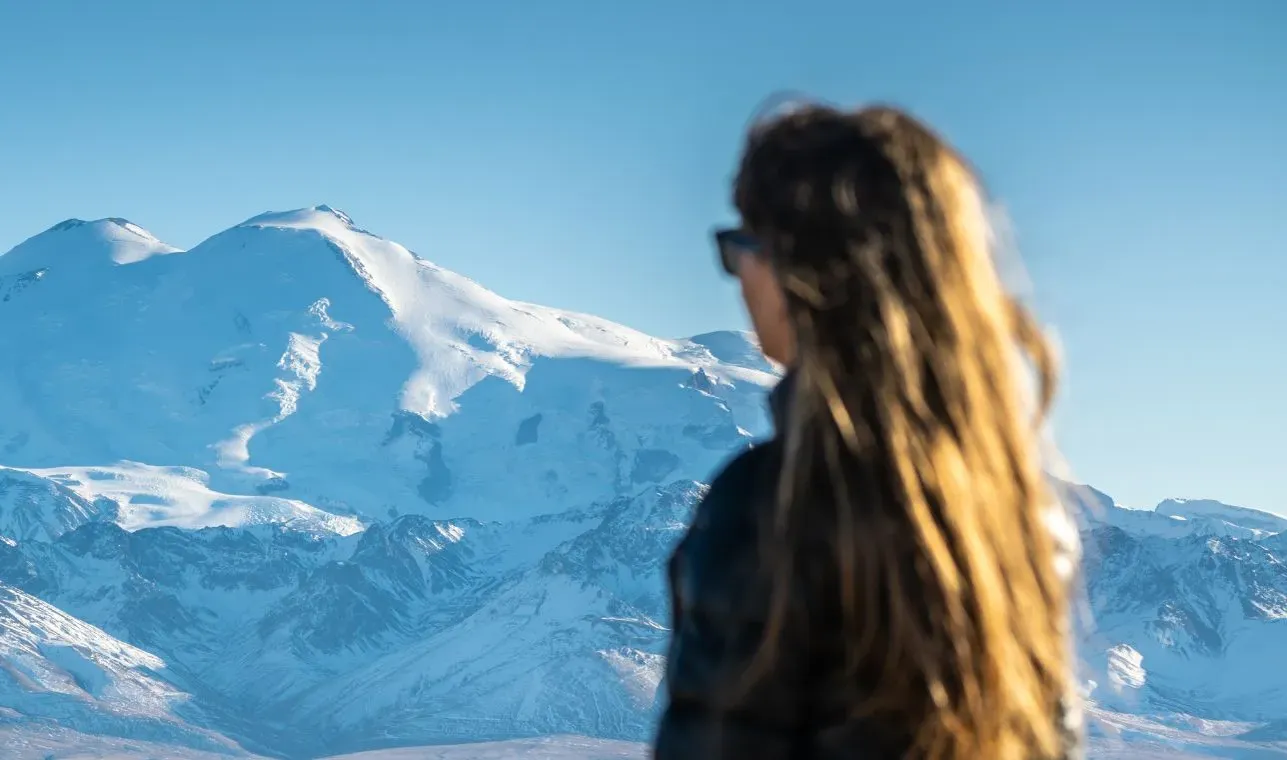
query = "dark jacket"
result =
(652, 375, 1084, 759)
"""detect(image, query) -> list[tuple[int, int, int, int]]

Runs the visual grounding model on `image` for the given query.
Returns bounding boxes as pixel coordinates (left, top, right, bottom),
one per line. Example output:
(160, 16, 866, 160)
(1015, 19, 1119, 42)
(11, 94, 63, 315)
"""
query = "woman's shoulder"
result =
(699, 438, 783, 523)
(676, 438, 784, 575)
(669, 439, 783, 625)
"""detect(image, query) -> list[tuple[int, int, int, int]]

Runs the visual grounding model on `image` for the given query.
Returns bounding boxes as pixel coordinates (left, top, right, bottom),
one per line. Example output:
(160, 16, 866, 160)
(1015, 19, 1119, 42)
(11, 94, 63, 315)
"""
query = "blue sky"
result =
(1, 1, 1283, 515)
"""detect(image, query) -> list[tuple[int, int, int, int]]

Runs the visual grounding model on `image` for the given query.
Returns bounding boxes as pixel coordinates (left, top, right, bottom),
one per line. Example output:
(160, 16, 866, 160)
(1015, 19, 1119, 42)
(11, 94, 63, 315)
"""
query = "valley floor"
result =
(1086, 706, 1287, 759)
(0, 723, 262, 760)
(6, 728, 1285, 760)
(0, 729, 646, 760)
(322, 735, 646, 759)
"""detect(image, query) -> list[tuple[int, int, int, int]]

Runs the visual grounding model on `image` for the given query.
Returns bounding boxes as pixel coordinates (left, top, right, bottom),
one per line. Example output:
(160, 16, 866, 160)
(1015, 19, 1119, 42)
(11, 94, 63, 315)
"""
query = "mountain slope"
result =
(15, 463, 364, 536)
(0, 486, 688, 757)
(1155, 498, 1287, 538)
(0, 581, 250, 755)
(1080, 523, 1287, 720)
(285, 482, 696, 754)
(0, 466, 117, 543)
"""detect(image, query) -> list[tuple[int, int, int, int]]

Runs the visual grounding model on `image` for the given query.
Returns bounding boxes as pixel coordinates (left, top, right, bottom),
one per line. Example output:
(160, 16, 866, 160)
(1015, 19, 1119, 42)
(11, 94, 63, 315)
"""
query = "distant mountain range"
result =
(1, 208, 1283, 759)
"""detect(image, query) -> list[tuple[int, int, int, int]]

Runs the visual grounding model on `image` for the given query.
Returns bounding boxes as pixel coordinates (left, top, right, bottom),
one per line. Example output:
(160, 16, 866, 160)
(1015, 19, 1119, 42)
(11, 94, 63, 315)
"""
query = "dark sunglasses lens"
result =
(720, 243, 741, 275)
(716, 230, 760, 275)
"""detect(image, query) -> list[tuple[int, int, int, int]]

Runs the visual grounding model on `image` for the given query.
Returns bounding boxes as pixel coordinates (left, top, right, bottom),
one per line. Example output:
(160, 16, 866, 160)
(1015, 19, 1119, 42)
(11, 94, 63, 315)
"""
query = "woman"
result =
(654, 103, 1083, 760)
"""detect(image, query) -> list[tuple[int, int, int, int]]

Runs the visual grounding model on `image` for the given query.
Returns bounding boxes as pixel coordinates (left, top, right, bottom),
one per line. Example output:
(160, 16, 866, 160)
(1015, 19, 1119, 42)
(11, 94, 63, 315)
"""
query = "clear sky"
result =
(1, 1, 1283, 515)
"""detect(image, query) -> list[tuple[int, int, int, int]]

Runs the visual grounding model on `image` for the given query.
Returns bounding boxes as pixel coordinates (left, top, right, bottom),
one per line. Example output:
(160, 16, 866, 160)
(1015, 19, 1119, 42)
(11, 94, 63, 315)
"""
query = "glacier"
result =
(0, 208, 1283, 758)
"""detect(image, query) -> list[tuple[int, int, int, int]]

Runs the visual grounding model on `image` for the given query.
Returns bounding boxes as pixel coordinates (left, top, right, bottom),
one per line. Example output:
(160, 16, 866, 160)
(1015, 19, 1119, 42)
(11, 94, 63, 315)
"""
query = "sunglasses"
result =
(713, 227, 762, 276)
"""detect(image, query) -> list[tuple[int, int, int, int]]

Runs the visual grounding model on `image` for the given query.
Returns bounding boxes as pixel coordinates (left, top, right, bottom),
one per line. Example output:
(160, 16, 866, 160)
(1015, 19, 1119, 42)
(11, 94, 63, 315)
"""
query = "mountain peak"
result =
(47, 216, 143, 233)
(3, 216, 181, 269)
(314, 203, 353, 222)
(687, 330, 778, 374)
(197, 206, 775, 419)
(237, 204, 364, 235)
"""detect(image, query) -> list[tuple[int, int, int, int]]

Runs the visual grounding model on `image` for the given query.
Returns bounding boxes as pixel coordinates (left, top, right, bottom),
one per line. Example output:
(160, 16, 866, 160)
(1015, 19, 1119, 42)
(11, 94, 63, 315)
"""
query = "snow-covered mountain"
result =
(0, 208, 1283, 758)
(1054, 482, 1287, 756)
(0, 209, 772, 524)
(0, 580, 246, 755)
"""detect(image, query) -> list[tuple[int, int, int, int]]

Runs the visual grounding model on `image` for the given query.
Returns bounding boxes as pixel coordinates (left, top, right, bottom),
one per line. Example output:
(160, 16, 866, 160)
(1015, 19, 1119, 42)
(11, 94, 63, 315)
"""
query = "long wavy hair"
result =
(733, 103, 1079, 760)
